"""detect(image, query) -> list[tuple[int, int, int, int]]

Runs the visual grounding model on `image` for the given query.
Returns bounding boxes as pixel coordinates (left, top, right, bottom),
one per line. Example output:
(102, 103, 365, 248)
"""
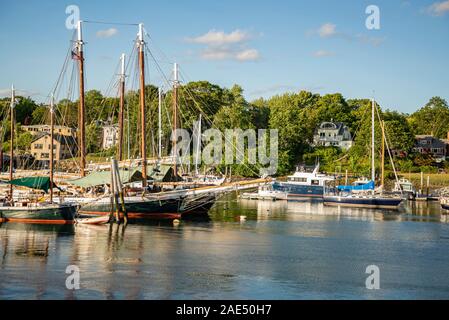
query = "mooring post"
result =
(113, 159, 128, 225)
(109, 161, 116, 224)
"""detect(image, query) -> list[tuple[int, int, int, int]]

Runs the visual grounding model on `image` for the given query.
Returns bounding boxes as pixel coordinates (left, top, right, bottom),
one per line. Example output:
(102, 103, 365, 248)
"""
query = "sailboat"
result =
(62, 21, 268, 220)
(0, 87, 78, 224)
(323, 98, 403, 210)
(180, 114, 225, 186)
(440, 197, 449, 211)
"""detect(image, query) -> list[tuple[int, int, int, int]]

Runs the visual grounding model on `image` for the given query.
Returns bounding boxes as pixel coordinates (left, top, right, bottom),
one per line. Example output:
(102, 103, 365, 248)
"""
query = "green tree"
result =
(16, 131, 33, 152)
(408, 97, 449, 139)
(383, 110, 414, 153)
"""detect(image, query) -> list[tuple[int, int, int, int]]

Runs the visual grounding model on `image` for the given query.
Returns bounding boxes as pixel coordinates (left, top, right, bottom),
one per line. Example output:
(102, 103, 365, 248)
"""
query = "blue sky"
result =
(0, 0, 448, 113)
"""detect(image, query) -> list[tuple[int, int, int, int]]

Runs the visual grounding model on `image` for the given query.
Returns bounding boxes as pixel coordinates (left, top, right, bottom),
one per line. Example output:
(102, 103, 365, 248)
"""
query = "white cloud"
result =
(310, 22, 385, 47)
(201, 48, 233, 60)
(356, 34, 386, 47)
(188, 29, 260, 62)
(313, 50, 335, 57)
(201, 47, 260, 62)
(318, 23, 337, 38)
(0, 88, 39, 97)
(96, 28, 118, 38)
(236, 49, 260, 61)
(427, 0, 449, 16)
(186, 29, 251, 46)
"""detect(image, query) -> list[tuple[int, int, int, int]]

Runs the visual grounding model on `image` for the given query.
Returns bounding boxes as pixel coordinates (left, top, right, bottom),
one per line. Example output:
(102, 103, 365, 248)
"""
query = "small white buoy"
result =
(173, 219, 180, 226)
(239, 215, 247, 221)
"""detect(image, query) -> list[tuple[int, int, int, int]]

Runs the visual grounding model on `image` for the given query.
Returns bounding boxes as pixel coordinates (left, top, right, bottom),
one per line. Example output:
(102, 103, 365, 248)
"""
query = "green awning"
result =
(67, 165, 180, 188)
(67, 168, 143, 188)
(6, 177, 55, 193)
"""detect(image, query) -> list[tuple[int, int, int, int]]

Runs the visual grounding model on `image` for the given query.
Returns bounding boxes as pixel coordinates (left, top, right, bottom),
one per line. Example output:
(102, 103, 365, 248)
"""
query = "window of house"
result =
(41, 153, 49, 159)
(34, 144, 43, 149)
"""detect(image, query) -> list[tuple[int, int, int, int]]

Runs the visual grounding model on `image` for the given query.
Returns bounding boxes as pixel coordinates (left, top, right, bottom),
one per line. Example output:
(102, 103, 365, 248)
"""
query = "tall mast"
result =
(195, 114, 202, 176)
(118, 53, 126, 161)
(380, 119, 385, 189)
(158, 87, 162, 160)
(9, 85, 15, 201)
(49, 94, 55, 203)
(77, 20, 86, 177)
(137, 23, 147, 187)
(172, 63, 179, 178)
(371, 98, 375, 185)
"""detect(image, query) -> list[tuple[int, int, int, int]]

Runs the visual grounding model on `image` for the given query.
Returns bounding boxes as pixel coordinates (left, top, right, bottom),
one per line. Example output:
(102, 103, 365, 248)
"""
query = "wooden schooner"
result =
(0, 87, 78, 224)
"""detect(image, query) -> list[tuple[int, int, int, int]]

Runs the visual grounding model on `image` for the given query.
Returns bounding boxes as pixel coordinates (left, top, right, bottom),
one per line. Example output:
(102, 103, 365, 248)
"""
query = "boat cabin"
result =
(286, 165, 334, 187)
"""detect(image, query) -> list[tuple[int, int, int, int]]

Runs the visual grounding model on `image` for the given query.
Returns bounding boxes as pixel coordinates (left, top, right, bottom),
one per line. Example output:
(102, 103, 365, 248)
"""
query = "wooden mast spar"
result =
(138, 23, 148, 188)
(371, 98, 375, 194)
(76, 20, 86, 177)
(118, 53, 126, 161)
(172, 63, 179, 178)
(9, 85, 15, 202)
(49, 94, 55, 203)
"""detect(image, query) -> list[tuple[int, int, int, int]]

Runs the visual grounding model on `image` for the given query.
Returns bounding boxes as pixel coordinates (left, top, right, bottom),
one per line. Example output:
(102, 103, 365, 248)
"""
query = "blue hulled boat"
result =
(323, 98, 402, 210)
(272, 163, 334, 199)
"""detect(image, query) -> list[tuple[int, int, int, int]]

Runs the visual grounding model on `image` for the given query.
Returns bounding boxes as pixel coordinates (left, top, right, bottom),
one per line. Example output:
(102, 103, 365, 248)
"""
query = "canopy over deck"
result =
(5, 177, 56, 193)
(67, 165, 178, 188)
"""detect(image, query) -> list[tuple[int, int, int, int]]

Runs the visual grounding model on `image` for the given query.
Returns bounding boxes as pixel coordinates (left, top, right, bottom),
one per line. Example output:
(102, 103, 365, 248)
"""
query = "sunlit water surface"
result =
(1, 195, 449, 300)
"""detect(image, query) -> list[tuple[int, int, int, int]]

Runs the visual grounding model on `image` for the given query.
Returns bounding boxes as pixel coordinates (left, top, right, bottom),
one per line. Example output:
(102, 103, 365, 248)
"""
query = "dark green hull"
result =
(79, 197, 183, 220)
(0, 204, 77, 224)
(79, 193, 218, 221)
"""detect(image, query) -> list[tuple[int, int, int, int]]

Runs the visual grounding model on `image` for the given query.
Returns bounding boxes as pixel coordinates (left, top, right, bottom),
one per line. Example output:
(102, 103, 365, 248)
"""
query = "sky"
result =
(0, 0, 448, 113)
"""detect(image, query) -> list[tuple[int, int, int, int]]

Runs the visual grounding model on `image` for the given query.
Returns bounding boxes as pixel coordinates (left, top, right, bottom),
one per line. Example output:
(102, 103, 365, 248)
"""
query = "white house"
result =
(102, 124, 119, 150)
(313, 122, 353, 150)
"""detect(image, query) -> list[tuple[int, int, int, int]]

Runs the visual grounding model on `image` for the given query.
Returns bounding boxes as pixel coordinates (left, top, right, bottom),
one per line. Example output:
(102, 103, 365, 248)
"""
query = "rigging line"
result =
(51, 40, 73, 103)
(178, 66, 226, 118)
(375, 104, 401, 188)
(144, 30, 173, 65)
(144, 45, 172, 89)
(177, 69, 220, 121)
(83, 20, 139, 26)
(179, 79, 260, 177)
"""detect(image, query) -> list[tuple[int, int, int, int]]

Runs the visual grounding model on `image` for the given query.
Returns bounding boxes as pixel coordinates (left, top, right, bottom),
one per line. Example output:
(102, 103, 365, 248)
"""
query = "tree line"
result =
(0, 82, 448, 176)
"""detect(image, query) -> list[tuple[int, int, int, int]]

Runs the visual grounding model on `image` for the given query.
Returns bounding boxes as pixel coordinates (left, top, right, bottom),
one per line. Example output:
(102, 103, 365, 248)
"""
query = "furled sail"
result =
(337, 181, 375, 192)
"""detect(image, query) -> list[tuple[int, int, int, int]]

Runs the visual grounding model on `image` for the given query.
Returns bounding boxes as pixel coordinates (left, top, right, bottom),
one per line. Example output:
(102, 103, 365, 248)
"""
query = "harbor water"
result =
(1, 194, 449, 300)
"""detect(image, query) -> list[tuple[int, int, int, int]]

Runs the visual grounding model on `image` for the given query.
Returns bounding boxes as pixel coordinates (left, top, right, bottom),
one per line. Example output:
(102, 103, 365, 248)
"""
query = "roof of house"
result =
(414, 135, 447, 148)
(23, 124, 75, 130)
(314, 122, 349, 136)
(31, 132, 76, 145)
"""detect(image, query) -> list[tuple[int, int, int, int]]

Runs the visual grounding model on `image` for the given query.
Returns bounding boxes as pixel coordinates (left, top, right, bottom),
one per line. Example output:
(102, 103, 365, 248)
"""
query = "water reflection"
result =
(0, 195, 448, 299)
